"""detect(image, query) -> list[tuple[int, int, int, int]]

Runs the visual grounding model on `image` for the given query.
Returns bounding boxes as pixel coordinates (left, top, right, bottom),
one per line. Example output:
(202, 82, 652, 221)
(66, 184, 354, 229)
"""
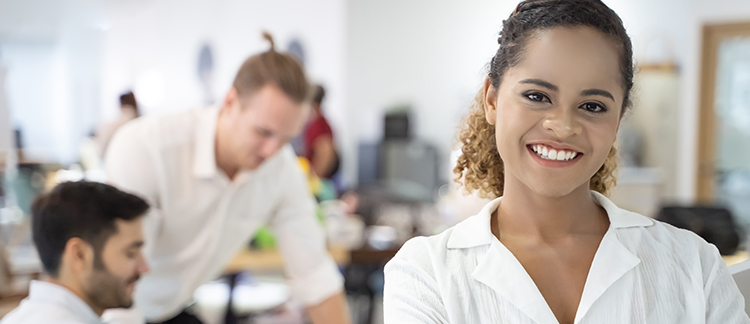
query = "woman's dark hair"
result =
(31, 181, 149, 277)
(454, 0, 633, 198)
(490, 0, 634, 112)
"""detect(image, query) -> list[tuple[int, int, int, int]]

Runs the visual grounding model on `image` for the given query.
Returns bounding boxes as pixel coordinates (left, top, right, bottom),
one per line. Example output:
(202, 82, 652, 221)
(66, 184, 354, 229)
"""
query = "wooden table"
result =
(221, 246, 351, 324)
(724, 250, 750, 267)
(224, 246, 350, 274)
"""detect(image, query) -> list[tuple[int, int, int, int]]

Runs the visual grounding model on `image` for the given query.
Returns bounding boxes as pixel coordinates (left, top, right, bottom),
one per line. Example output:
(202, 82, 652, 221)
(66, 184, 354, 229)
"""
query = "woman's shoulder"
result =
(388, 212, 494, 276)
(596, 191, 718, 259)
(391, 227, 456, 265)
(384, 227, 460, 286)
(622, 212, 708, 243)
(616, 214, 722, 264)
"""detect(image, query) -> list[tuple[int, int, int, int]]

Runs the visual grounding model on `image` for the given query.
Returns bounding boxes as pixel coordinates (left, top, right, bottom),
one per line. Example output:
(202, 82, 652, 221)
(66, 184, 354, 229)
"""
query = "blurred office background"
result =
(1, 0, 750, 323)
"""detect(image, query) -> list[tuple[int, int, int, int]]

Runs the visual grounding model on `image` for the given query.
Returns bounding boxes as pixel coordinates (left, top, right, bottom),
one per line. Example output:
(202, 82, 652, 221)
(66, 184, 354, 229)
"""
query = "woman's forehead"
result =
(508, 26, 623, 93)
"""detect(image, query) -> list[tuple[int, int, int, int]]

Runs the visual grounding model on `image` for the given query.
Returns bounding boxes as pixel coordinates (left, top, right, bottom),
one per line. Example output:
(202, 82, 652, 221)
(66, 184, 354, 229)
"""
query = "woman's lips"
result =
(527, 144, 582, 167)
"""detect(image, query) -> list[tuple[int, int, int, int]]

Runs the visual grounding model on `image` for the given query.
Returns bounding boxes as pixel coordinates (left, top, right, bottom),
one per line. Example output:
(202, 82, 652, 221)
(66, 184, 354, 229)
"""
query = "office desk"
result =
(225, 246, 350, 274)
(724, 250, 750, 267)
(221, 246, 350, 324)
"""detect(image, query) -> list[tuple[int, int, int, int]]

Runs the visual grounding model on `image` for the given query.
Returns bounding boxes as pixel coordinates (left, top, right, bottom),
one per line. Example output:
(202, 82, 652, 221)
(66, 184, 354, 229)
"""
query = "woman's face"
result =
(484, 26, 624, 198)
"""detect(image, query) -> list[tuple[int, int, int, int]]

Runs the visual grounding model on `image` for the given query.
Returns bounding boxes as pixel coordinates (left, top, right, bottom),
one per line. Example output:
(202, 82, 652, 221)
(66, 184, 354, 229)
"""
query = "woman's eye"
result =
(525, 92, 550, 103)
(581, 102, 607, 113)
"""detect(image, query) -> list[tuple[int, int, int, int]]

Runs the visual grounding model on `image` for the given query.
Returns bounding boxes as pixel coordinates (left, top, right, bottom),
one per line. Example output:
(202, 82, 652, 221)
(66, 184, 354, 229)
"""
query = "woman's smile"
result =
(527, 143, 583, 168)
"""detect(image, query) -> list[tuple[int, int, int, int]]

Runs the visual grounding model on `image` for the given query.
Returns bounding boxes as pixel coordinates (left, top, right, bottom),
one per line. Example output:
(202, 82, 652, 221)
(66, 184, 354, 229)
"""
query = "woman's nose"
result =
(542, 107, 582, 139)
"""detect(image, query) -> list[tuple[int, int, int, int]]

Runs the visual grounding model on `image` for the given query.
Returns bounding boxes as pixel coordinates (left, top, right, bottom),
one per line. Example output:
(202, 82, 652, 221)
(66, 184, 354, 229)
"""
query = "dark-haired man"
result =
(0, 181, 150, 324)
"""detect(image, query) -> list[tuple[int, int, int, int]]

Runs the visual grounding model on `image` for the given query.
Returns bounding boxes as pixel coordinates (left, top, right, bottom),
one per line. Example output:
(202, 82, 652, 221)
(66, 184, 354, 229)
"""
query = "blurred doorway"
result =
(697, 22, 750, 231)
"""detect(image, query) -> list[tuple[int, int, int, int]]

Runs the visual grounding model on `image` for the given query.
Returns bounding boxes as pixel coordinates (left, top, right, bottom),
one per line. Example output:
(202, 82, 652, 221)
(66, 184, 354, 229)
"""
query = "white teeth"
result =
(530, 144, 579, 161)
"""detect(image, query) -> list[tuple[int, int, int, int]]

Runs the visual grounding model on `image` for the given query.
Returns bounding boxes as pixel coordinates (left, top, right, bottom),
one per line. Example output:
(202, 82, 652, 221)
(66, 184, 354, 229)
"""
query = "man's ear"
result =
(222, 87, 240, 113)
(484, 78, 498, 126)
(63, 237, 95, 274)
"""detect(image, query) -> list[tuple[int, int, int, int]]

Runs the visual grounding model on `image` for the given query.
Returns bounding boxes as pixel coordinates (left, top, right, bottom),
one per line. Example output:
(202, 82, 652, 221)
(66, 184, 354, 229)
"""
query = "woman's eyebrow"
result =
(519, 79, 558, 91)
(580, 89, 614, 101)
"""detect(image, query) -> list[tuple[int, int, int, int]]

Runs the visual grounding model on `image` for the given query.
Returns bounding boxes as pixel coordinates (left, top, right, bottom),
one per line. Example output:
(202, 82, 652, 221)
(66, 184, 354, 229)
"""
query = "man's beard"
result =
(84, 268, 140, 309)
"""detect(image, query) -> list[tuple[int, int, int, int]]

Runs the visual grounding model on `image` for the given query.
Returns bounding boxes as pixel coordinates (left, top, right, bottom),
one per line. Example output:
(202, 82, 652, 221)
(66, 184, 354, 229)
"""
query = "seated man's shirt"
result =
(0, 280, 102, 324)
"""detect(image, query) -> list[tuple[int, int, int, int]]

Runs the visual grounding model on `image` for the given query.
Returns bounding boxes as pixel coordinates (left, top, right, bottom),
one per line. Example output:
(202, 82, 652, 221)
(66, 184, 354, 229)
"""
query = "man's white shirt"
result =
(0, 280, 103, 324)
(104, 107, 343, 322)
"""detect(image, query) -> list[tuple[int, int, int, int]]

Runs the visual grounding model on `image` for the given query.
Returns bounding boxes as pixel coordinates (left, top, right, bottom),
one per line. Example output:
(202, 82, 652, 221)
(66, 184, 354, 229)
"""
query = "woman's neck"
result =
(494, 179, 609, 241)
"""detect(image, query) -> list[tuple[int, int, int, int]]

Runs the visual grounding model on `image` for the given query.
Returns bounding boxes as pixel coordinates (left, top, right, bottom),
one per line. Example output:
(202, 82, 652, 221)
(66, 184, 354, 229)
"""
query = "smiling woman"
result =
(383, 1, 750, 323)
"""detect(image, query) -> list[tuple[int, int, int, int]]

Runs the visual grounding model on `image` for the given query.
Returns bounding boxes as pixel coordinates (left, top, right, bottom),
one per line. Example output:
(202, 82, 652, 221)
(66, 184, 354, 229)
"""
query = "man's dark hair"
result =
(31, 181, 149, 277)
(119, 91, 139, 116)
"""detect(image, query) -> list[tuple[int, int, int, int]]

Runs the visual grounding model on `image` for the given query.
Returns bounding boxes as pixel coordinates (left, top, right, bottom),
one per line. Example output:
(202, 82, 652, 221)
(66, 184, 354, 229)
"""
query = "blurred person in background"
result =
(96, 91, 140, 158)
(0, 181, 150, 324)
(0, 55, 14, 295)
(383, 0, 749, 323)
(0, 57, 13, 183)
(304, 84, 339, 179)
(104, 32, 349, 324)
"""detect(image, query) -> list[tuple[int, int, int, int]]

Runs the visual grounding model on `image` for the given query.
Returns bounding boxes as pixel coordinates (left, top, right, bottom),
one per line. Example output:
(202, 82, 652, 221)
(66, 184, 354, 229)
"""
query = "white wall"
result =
(0, 0, 105, 163)
(99, 0, 347, 136)
(678, 0, 750, 202)
(3, 0, 750, 197)
(617, 0, 750, 202)
(0, 0, 347, 166)
(345, 0, 517, 185)
(345, 0, 750, 202)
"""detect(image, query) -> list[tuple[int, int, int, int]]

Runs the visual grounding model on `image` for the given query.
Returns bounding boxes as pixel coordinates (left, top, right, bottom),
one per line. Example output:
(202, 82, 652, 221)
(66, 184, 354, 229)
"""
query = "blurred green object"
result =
(251, 205, 328, 251)
(316, 205, 325, 223)
(252, 226, 276, 250)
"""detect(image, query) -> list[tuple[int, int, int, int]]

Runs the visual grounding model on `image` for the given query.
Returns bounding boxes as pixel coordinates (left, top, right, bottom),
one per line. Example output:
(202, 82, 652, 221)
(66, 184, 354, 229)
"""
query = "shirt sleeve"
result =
(383, 237, 449, 324)
(702, 243, 750, 323)
(266, 147, 344, 306)
(104, 121, 163, 259)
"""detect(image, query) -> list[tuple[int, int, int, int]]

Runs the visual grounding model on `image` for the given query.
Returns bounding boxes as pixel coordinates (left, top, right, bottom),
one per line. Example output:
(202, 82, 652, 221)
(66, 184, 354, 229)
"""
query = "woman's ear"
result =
(484, 78, 498, 126)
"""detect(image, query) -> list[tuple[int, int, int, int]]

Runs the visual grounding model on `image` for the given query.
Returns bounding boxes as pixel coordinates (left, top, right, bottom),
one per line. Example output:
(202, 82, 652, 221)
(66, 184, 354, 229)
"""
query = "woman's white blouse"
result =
(384, 192, 750, 324)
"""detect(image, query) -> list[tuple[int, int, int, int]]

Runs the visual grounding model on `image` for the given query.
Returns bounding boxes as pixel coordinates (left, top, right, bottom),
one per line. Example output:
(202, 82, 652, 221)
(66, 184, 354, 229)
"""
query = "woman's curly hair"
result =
(454, 0, 632, 199)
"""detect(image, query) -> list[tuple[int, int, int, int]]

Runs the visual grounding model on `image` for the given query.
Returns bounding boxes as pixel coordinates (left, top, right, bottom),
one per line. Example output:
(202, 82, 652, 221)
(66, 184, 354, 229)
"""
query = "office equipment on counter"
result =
(657, 205, 741, 255)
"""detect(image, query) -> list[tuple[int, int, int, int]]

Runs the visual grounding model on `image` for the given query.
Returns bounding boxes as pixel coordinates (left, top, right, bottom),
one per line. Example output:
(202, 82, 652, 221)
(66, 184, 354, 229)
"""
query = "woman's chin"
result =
(524, 181, 590, 199)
